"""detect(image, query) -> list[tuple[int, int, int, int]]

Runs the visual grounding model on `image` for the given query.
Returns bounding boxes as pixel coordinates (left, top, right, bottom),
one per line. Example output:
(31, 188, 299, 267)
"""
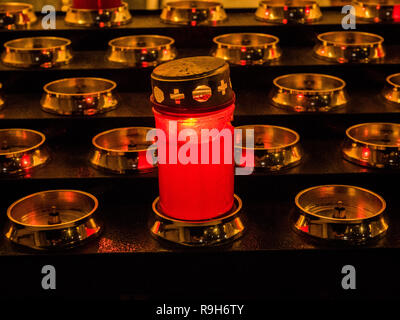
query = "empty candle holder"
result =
(107, 35, 177, 67)
(383, 73, 400, 104)
(0, 2, 37, 29)
(354, 0, 400, 23)
(314, 31, 385, 63)
(65, 1, 131, 27)
(235, 125, 302, 171)
(271, 73, 348, 112)
(294, 185, 388, 243)
(4, 190, 102, 250)
(0, 129, 50, 175)
(211, 33, 281, 65)
(343, 122, 400, 168)
(160, 1, 227, 26)
(41, 77, 118, 116)
(1, 37, 73, 68)
(255, 0, 322, 24)
(90, 127, 157, 174)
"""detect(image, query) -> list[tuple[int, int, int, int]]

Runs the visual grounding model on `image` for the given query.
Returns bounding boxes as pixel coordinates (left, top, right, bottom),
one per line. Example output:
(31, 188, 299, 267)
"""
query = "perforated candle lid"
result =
(151, 56, 234, 112)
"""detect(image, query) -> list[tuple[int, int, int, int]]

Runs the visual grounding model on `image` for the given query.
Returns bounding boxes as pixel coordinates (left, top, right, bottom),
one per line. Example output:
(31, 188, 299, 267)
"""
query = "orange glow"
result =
(151, 221, 161, 234)
(294, 105, 304, 112)
(361, 147, 370, 160)
(299, 225, 309, 233)
(21, 155, 30, 167)
(85, 96, 93, 104)
(394, 5, 400, 20)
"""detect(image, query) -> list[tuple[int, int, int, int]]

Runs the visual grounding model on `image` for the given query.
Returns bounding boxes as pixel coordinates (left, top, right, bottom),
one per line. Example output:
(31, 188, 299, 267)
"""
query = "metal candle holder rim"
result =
(273, 73, 346, 94)
(4, 36, 72, 51)
(258, 0, 319, 6)
(92, 127, 156, 153)
(152, 193, 243, 224)
(43, 77, 117, 96)
(346, 122, 400, 148)
(0, 2, 33, 12)
(317, 31, 384, 46)
(0, 128, 46, 156)
(164, 1, 223, 8)
(108, 35, 175, 50)
(212, 33, 280, 48)
(295, 184, 386, 222)
(7, 189, 99, 228)
(235, 124, 300, 150)
(386, 73, 400, 87)
(70, 1, 128, 10)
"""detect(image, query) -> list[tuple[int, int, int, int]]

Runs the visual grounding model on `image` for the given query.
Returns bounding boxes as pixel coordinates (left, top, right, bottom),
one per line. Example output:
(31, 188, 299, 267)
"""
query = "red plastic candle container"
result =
(72, 0, 121, 9)
(151, 56, 235, 221)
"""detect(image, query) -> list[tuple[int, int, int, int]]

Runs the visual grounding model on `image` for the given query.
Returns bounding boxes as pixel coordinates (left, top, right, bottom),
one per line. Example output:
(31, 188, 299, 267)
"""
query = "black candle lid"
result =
(151, 56, 234, 112)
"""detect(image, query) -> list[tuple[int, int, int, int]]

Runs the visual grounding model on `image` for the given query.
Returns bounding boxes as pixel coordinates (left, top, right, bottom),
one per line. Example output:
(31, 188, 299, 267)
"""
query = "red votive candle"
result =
(72, 0, 121, 9)
(151, 56, 235, 221)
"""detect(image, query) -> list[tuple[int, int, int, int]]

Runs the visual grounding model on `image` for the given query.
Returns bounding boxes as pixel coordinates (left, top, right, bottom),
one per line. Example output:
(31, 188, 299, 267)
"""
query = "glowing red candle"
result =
(151, 56, 235, 221)
(72, 0, 121, 9)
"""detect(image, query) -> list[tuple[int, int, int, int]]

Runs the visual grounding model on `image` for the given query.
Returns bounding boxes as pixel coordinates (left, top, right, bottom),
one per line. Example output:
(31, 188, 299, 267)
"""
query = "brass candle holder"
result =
(65, 1, 132, 27)
(294, 185, 388, 243)
(314, 31, 385, 63)
(0, 129, 50, 175)
(150, 194, 244, 246)
(4, 190, 102, 250)
(41, 77, 118, 116)
(1, 37, 73, 68)
(271, 73, 348, 112)
(235, 125, 302, 171)
(255, 0, 322, 24)
(383, 73, 400, 104)
(343, 122, 400, 168)
(211, 33, 281, 65)
(90, 127, 157, 174)
(354, 0, 400, 23)
(0, 2, 37, 29)
(107, 35, 177, 67)
(160, 1, 227, 26)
